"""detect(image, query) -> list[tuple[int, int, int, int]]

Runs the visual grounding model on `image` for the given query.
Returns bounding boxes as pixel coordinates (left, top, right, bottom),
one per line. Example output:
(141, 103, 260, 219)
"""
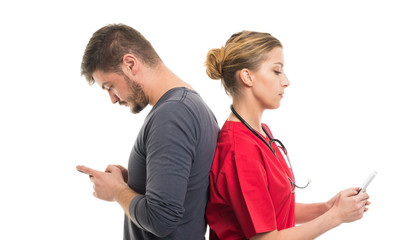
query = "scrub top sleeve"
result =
(223, 148, 278, 238)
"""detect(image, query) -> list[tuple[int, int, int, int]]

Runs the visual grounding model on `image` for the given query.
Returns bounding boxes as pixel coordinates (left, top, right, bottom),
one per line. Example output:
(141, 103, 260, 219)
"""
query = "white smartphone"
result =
(357, 170, 377, 194)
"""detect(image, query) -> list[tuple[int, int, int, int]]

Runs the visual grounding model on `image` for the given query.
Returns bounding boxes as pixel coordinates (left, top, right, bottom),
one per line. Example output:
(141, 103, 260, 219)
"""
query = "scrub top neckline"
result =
(225, 120, 271, 141)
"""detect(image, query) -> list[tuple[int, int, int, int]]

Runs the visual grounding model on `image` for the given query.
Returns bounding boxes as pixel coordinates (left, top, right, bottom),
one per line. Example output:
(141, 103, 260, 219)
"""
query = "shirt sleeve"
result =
(219, 141, 278, 238)
(129, 102, 197, 237)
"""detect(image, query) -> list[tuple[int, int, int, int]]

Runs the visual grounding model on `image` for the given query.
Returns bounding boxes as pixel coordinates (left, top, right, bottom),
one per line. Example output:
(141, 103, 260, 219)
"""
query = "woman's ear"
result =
(122, 54, 139, 75)
(238, 69, 253, 87)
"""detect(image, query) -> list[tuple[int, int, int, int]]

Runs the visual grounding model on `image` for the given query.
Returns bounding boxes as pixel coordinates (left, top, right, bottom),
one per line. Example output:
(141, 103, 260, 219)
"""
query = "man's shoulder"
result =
(153, 88, 198, 111)
(154, 87, 211, 117)
(145, 89, 200, 125)
(145, 87, 217, 132)
(159, 87, 199, 103)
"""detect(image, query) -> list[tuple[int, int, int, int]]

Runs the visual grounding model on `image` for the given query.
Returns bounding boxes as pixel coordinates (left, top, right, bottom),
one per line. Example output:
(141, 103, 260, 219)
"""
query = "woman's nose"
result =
(281, 74, 290, 87)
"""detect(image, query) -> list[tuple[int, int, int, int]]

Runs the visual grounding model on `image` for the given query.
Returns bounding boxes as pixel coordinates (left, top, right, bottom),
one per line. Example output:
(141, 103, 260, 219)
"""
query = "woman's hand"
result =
(325, 191, 339, 210)
(330, 188, 370, 224)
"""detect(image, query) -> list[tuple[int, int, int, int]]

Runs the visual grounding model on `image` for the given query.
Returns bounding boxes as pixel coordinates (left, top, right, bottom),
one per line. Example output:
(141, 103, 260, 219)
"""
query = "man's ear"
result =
(238, 69, 253, 87)
(122, 54, 139, 75)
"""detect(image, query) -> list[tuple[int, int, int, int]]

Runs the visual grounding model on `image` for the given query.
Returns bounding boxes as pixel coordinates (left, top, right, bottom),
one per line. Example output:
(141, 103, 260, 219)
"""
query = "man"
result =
(76, 24, 219, 240)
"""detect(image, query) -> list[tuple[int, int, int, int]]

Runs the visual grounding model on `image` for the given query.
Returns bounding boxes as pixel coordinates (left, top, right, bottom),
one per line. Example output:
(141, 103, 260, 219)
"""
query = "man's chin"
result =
(130, 104, 144, 114)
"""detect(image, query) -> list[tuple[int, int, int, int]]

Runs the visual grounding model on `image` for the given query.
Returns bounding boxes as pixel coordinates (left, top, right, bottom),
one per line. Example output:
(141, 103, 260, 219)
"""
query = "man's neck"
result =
(145, 64, 192, 106)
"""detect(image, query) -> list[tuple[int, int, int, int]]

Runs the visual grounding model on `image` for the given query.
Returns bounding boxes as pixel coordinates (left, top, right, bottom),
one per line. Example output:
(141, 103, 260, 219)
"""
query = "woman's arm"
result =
(250, 209, 340, 240)
(295, 190, 340, 224)
(295, 202, 329, 224)
(251, 188, 370, 240)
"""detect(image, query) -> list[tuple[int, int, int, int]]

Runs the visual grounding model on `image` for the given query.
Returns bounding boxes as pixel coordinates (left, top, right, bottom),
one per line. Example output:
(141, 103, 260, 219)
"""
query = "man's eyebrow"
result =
(101, 81, 110, 90)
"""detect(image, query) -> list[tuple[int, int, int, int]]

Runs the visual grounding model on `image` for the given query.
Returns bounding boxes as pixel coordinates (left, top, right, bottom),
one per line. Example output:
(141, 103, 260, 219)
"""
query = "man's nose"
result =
(108, 91, 120, 104)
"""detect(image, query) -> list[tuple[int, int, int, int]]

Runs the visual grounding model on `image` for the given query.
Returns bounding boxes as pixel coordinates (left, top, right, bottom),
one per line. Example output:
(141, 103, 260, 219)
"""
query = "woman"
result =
(205, 31, 370, 240)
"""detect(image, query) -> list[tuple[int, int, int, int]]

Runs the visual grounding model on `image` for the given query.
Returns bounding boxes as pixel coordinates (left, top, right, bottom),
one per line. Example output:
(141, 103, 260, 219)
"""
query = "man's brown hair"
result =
(81, 24, 161, 85)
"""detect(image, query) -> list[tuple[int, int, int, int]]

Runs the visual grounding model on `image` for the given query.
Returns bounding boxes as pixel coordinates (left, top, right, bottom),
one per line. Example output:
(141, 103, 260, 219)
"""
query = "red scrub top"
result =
(206, 121, 295, 240)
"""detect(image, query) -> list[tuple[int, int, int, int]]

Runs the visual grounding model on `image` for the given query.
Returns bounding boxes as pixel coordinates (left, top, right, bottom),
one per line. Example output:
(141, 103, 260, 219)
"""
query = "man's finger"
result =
(105, 164, 122, 173)
(76, 165, 100, 177)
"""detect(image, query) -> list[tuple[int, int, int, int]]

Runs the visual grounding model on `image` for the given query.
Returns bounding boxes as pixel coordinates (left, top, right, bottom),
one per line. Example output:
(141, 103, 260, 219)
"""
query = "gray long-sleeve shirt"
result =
(124, 87, 219, 240)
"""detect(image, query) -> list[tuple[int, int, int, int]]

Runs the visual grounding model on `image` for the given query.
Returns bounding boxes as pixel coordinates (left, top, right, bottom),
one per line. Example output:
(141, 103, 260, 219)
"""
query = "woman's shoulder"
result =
(218, 121, 256, 143)
(220, 121, 273, 143)
(216, 121, 267, 159)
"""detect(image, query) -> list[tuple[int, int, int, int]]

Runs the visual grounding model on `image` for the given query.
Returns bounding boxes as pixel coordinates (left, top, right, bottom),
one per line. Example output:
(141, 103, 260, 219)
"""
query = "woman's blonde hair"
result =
(205, 31, 282, 96)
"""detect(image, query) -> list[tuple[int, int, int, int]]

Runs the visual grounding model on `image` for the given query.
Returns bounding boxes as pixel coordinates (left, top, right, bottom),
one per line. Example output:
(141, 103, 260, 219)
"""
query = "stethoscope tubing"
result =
(230, 105, 309, 192)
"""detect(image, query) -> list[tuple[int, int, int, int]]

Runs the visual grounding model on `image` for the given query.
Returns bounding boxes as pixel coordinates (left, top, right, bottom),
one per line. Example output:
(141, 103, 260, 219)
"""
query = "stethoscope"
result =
(230, 105, 310, 193)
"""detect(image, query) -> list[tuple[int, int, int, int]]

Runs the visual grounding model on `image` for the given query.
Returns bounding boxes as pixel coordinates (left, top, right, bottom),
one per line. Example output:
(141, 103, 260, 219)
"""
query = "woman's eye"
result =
(274, 71, 282, 75)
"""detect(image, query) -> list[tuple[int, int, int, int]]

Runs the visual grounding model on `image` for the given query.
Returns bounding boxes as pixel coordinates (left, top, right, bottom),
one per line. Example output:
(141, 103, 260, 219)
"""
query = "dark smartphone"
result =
(78, 169, 93, 177)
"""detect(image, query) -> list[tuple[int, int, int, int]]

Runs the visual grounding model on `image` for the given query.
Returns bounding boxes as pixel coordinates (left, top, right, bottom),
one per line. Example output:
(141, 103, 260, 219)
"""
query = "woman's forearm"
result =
(281, 208, 341, 239)
(251, 208, 341, 240)
(295, 202, 330, 224)
(251, 189, 369, 240)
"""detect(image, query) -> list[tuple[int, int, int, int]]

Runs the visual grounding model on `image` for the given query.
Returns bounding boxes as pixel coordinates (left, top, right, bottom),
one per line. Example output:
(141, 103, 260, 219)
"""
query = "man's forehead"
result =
(91, 70, 109, 86)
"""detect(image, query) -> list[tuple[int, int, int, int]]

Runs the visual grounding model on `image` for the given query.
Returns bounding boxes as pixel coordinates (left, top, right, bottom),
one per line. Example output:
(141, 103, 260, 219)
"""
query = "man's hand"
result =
(112, 164, 129, 183)
(76, 165, 128, 202)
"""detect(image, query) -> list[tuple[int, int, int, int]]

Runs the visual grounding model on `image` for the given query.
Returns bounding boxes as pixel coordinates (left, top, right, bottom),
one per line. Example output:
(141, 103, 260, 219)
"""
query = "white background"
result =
(1, 0, 418, 239)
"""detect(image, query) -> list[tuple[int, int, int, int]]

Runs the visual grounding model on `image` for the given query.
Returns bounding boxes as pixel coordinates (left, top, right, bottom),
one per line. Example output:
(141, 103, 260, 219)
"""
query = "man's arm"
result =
(126, 102, 198, 237)
(77, 101, 199, 237)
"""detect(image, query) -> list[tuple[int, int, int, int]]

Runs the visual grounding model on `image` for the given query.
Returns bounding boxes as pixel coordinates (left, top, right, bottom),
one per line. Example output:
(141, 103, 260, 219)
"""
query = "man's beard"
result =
(122, 74, 148, 114)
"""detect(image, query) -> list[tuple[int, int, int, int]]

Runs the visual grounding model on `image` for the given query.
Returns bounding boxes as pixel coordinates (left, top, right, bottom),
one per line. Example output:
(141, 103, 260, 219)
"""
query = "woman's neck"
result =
(229, 100, 265, 137)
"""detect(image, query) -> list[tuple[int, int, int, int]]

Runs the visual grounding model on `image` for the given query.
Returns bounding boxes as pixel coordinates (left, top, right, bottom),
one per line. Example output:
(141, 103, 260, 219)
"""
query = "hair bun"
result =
(205, 48, 224, 80)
